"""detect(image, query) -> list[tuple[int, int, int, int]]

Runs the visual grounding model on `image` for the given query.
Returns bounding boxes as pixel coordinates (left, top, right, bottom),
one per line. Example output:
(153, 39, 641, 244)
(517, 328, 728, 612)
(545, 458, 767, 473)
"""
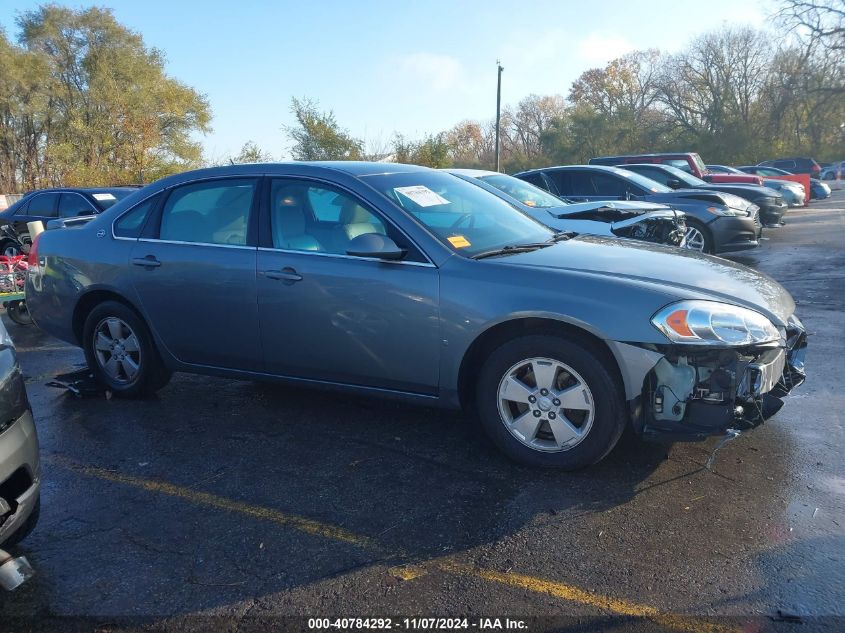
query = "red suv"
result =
(589, 153, 763, 185)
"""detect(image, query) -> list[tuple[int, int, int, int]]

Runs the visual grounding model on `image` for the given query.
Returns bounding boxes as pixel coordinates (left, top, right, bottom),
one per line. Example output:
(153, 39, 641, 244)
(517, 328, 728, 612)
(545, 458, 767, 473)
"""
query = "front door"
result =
(256, 178, 440, 394)
(129, 177, 262, 371)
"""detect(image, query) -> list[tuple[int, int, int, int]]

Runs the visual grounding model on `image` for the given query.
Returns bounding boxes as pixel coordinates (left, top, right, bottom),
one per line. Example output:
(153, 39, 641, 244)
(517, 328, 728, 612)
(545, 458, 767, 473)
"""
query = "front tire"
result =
(475, 335, 626, 469)
(82, 301, 171, 397)
(682, 219, 713, 254)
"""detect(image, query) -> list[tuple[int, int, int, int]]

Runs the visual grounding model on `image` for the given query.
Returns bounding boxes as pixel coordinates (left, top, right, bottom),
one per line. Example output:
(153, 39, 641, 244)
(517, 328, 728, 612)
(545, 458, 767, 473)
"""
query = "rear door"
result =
(128, 177, 262, 371)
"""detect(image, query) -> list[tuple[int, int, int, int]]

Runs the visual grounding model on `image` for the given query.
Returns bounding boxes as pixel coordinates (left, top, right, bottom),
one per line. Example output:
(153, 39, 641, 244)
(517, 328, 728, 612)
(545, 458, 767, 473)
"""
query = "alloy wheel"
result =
(496, 357, 595, 452)
(683, 226, 706, 252)
(93, 317, 142, 384)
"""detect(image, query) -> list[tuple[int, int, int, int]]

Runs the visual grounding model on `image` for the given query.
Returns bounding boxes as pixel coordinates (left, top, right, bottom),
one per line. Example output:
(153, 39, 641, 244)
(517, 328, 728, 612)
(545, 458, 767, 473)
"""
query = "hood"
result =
(546, 199, 675, 221)
(693, 183, 780, 199)
(638, 189, 739, 208)
(490, 235, 795, 325)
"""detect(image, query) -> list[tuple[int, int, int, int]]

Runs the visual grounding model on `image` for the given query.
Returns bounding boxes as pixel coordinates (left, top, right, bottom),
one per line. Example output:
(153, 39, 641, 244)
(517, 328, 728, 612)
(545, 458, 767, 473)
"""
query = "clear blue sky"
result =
(1, 0, 771, 160)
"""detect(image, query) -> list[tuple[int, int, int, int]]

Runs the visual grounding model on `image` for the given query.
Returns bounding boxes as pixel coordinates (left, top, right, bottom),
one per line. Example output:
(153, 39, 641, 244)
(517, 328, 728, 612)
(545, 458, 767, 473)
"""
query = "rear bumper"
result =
(709, 214, 761, 253)
(0, 410, 40, 547)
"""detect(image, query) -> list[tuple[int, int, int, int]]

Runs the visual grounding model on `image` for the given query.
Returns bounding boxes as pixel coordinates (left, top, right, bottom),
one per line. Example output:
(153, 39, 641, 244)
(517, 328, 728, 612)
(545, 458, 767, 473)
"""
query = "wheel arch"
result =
(456, 317, 625, 410)
(72, 288, 144, 346)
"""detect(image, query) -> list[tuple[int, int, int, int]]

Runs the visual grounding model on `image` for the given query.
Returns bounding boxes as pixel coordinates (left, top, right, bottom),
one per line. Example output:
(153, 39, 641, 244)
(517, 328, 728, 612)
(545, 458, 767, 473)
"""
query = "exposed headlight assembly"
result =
(652, 300, 780, 346)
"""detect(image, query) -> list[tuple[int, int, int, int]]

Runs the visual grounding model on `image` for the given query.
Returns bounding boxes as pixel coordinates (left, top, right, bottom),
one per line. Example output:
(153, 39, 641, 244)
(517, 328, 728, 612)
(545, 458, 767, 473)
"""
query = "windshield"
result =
(363, 171, 554, 257)
(477, 174, 566, 209)
(92, 190, 133, 210)
(658, 164, 707, 187)
(692, 153, 707, 174)
(611, 167, 673, 193)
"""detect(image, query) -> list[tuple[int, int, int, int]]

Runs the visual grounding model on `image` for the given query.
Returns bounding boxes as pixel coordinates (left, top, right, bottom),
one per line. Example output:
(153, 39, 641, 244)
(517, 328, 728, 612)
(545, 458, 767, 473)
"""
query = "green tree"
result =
(232, 141, 274, 163)
(285, 97, 363, 160)
(0, 5, 210, 190)
(392, 133, 451, 168)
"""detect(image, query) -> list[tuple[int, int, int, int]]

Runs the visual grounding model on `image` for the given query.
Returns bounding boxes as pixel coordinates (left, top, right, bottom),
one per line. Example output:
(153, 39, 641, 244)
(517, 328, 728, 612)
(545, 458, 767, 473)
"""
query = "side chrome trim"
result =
(136, 238, 255, 251)
(255, 246, 436, 267)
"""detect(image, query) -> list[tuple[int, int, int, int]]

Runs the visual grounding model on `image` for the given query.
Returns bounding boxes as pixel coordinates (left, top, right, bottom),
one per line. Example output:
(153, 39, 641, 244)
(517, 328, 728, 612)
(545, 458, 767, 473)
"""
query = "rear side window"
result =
(518, 172, 547, 190)
(114, 195, 160, 238)
(58, 193, 95, 218)
(589, 173, 631, 197)
(27, 192, 59, 217)
(547, 170, 574, 194)
(159, 179, 257, 245)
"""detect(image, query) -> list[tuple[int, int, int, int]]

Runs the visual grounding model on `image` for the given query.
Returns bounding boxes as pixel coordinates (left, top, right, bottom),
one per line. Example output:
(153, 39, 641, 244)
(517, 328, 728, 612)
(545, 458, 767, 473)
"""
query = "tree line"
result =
(1, 2, 842, 193)
(0, 5, 210, 193)
(285, 15, 844, 171)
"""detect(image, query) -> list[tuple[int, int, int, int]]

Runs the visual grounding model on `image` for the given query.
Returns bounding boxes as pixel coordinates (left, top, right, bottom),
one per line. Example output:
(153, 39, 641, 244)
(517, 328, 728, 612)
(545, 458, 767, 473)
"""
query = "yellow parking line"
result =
(438, 562, 740, 633)
(48, 455, 741, 633)
(46, 454, 378, 550)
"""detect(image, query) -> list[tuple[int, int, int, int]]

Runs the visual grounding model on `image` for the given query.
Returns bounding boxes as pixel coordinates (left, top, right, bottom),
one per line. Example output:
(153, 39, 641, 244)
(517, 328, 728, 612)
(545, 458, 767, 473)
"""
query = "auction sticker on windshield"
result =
(447, 235, 471, 248)
(394, 185, 450, 207)
(93, 193, 116, 201)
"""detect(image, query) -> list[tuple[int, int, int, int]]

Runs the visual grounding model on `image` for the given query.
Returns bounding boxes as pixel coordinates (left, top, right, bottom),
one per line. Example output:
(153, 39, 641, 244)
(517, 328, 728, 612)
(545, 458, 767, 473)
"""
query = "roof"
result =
(443, 168, 500, 178)
(19, 186, 138, 197)
(513, 165, 615, 176)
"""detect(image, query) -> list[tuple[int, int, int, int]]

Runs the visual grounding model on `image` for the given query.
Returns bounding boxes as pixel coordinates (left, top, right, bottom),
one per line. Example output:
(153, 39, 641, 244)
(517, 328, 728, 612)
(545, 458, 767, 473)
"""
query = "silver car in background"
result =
(444, 169, 687, 247)
(0, 319, 40, 549)
(25, 162, 806, 469)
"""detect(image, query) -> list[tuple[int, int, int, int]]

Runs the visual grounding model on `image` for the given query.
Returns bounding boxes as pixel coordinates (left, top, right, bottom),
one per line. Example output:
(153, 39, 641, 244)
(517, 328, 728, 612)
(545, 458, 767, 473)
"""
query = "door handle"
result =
(265, 268, 302, 282)
(131, 256, 161, 268)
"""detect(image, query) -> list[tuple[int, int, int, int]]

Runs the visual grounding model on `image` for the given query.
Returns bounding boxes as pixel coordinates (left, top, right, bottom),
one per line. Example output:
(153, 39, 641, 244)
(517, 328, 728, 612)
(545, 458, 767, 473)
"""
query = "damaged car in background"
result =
(24, 162, 806, 469)
(445, 169, 687, 247)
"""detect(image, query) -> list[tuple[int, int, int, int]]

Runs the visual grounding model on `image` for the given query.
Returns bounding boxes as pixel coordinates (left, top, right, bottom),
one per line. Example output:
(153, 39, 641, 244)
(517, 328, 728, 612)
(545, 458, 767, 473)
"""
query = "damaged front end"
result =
(638, 305, 807, 439)
(550, 202, 687, 247)
(610, 211, 687, 247)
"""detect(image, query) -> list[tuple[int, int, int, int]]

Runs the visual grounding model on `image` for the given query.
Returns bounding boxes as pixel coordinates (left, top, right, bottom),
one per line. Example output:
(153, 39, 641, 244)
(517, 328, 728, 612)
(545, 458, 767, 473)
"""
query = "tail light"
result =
(27, 233, 41, 268)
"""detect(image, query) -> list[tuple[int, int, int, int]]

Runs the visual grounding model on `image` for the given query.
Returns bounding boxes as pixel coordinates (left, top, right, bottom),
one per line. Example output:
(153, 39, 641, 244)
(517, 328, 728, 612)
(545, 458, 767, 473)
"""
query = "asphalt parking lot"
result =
(1, 191, 843, 632)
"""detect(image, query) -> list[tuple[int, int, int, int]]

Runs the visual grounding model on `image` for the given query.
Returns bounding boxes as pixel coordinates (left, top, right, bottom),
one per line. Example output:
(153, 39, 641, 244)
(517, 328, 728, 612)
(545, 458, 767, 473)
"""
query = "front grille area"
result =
(753, 210, 762, 227)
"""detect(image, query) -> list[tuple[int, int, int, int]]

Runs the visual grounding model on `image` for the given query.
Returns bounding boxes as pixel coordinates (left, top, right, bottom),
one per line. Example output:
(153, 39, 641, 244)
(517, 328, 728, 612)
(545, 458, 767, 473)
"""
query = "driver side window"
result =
(268, 180, 424, 262)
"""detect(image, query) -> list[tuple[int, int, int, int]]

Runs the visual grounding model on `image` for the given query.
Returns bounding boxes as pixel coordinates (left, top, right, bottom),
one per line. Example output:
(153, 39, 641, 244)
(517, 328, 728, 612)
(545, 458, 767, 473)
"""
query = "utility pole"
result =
(495, 60, 504, 172)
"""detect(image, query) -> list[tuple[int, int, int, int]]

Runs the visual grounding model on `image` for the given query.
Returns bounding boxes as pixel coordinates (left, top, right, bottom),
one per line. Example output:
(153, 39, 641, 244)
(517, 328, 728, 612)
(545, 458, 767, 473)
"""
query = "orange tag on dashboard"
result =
(448, 235, 471, 248)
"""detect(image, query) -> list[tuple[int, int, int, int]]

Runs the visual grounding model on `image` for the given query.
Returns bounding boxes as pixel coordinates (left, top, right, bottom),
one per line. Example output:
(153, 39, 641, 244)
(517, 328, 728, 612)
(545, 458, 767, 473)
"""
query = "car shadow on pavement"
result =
(5, 358, 676, 617)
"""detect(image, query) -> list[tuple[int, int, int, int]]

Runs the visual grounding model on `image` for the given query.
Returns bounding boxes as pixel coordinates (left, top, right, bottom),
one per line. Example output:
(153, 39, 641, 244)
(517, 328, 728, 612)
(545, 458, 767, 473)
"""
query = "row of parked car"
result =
(0, 151, 819, 563)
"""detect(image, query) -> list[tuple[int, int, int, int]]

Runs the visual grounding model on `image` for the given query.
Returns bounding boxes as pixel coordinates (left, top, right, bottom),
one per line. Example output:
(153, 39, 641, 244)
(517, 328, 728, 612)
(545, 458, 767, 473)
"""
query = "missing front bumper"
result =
(639, 322, 807, 438)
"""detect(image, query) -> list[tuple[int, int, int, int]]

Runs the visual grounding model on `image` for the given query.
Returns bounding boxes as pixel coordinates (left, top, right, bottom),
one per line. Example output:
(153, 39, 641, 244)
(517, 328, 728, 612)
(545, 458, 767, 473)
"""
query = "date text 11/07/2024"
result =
(307, 618, 528, 630)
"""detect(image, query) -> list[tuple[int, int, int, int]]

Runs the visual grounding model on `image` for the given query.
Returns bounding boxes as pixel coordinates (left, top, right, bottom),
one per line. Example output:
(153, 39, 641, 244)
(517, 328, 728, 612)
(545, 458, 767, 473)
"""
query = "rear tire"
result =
(0, 240, 21, 258)
(82, 301, 171, 397)
(6, 301, 32, 326)
(475, 335, 626, 469)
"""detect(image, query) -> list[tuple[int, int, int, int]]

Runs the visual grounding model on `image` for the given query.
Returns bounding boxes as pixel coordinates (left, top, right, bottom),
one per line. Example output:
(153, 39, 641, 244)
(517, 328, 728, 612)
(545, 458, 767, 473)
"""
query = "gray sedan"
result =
(25, 162, 806, 469)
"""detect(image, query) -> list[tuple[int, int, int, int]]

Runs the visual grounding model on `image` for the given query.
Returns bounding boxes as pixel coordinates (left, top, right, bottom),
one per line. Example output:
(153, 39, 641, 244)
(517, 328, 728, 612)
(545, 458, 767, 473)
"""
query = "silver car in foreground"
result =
(0, 319, 40, 548)
(25, 162, 806, 469)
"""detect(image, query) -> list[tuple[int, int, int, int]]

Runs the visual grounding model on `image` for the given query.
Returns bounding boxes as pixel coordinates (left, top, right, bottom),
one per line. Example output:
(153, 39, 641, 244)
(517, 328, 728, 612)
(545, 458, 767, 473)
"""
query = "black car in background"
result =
(757, 157, 821, 178)
(617, 163, 788, 226)
(0, 187, 135, 254)
(513, 165, 762, 254)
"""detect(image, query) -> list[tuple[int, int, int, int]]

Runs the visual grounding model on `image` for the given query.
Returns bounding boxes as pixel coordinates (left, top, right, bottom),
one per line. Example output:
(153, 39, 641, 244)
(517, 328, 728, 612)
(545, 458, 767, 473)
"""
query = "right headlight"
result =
(651, 300, 781, 346)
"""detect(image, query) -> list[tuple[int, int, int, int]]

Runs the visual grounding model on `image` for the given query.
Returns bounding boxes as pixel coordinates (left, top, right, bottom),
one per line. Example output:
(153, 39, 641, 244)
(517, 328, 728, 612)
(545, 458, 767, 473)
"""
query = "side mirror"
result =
(666, 178, 683, 189)
(346, 233, 406, 261)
